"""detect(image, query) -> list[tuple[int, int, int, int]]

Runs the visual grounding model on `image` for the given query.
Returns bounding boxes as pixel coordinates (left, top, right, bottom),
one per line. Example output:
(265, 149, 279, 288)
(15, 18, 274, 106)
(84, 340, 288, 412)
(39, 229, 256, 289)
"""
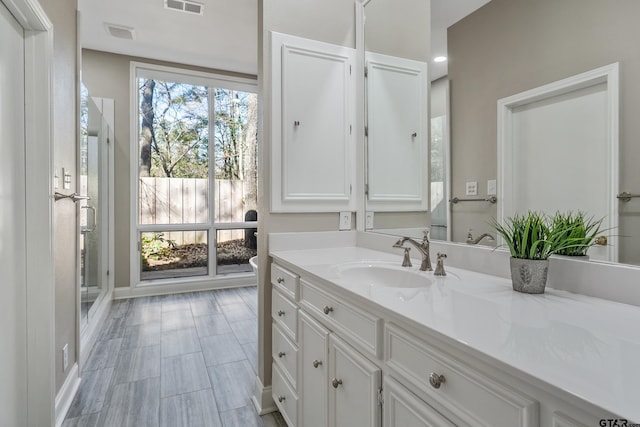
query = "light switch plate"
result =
(365, 211, 374, 229)
(339, 211, 351, 230)
(465, 181, 478, 196)
(487, 179, 497, 196)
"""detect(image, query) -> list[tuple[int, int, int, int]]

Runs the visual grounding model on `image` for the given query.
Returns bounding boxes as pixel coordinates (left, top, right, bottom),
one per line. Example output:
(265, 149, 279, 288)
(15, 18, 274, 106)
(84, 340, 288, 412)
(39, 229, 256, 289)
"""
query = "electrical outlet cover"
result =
(339, 211, 351, 230)
(487, 179, 497, 196)
(465, 181, 478, 196)
(365, 211, 374, 229)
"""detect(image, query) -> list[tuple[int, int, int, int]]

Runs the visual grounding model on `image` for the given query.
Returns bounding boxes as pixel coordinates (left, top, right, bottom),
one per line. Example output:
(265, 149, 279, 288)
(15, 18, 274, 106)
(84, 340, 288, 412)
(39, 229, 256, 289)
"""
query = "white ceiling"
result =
(78, 0, 490, 79)
(78, 0, 258, 76)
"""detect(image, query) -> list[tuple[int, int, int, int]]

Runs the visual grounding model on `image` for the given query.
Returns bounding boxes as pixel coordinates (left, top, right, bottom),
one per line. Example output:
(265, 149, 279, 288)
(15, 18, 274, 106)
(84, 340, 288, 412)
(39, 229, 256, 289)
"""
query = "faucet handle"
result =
(422, 229, 430, 243)
(437, 252, 447, 260)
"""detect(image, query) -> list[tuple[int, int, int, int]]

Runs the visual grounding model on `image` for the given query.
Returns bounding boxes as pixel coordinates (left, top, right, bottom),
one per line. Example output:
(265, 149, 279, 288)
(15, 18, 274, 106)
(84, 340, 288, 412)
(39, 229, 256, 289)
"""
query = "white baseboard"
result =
(252, 375, 276, 415)
(54, 363, 80, 427)
(80, 289, 113, 368)
(113, 276, 256, 300)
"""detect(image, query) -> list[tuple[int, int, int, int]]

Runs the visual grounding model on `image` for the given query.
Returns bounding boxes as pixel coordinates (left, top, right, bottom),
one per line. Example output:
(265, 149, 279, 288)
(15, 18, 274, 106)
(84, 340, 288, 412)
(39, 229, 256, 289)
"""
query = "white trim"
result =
(497, 63, 619, 261)
(129, 62, 259, 289)
(251, 375, 276, 415)
(54, 363, 80, 427)
(113, 277, 256, 299)
(4, 0, 56, 425)
(79, 289, 113, 368)
(355, 0, 366, 230)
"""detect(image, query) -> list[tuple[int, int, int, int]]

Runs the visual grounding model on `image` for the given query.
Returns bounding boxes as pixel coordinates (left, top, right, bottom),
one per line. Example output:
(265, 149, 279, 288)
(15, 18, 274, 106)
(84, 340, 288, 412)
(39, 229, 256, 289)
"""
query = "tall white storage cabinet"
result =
(271, 32, 356, 212)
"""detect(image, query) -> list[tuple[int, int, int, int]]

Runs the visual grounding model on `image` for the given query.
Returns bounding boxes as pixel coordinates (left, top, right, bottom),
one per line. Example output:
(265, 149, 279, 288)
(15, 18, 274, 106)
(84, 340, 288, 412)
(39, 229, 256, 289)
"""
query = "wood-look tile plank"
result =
(221, 302, 255, 323)
(109, 300, 131, 319)
(220, 405, 261, 427)
(65, 368, 114, 418)
(208, 360, 255, 412)
(200, 333, 246, 367)
(83, 338, 122, 372)
(241, 342, 258, 376)
(161, 352, 211, 398)
(161, 309, 195, 332)
(160, 388, 222, 427)
(121, 322, 162, 349)
(125, 304, 162, 326)
(61, 412, 100, 427)
(102, 377, 160, 427)
(194, 314, 231, 338)
(229, 319, 257, 344)
(190, 298, 223, 318)
(214, 288, 245, 306)
(161, 328, 201, 358)
(112, 345, 161, 385)
(99, 316, 127, 340)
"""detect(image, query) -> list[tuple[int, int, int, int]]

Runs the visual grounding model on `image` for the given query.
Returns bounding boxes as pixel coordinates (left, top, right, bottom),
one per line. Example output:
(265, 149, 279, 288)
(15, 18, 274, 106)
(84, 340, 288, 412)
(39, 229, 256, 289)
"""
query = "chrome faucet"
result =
(466, 229, 495, 245)
(434, 253, 447, 276)
(393, 231, 432, 271)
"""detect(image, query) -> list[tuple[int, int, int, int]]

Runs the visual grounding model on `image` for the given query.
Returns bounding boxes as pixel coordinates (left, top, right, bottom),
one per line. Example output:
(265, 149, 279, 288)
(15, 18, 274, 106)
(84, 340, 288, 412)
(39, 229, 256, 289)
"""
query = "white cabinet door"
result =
(366, 52, 428, 212)
(271, 31, 356, 212)
(328, 334, 381, 427)
(299, 311, 330, 427)
(383, 376, 455, 427)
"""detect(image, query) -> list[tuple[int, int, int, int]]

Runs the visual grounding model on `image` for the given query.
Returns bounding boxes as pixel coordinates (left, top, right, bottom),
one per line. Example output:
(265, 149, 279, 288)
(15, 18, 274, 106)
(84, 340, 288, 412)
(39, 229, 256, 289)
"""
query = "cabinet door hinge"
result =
(364, 126, 368, 137)
(364, 183, 369, 195)
(364, 66, 368, 78)
(377, 387, 384, 407)
(349, 124, 352, 135)
(106, 269, 110, 276)
(350, 184, 352, 195)
(349, 65, 352, 75)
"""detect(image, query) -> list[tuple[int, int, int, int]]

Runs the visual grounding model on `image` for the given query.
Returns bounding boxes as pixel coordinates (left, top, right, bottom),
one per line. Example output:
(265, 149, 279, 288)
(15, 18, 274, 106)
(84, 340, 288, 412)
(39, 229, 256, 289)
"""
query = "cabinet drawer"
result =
(272, 323, 298, 391)
(272, 289, 298, 340)
(385, 323, 539, 427)
(300, 279, 382, 359)
(273, 362, 298, 427)
(271, 263, 299, 299)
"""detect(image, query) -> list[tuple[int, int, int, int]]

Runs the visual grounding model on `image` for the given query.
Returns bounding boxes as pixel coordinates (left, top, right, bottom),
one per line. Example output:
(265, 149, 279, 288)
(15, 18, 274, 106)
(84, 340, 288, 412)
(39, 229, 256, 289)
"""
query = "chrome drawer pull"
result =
(277, 277, 285, 283)
(277, 310, 285, 317)
(331, 378, 343, 388)
(429, 372, 446, 389)
(312, 359, 323, 368)
(278, 395, 286, 402)
(323, 305, 334, 315)
(278, 351, 286, 358)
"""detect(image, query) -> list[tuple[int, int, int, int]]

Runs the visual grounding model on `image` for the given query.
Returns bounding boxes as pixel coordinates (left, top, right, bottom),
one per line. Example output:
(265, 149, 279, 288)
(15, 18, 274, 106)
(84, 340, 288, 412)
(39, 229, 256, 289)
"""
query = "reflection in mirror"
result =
(363, 0, 430, 237)
(364, 0, 640, 267)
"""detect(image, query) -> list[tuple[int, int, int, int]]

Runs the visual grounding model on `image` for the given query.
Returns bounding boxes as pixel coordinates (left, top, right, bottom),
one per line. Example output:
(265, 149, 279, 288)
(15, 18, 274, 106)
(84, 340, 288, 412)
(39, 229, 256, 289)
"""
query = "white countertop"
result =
(270, 246, 640, 421)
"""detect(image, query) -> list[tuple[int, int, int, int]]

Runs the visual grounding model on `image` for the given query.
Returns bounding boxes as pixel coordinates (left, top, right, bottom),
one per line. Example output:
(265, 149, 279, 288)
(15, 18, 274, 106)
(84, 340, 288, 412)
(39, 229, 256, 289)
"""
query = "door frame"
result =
(497, 63, 619, 262)
(2, 0, 55, 425)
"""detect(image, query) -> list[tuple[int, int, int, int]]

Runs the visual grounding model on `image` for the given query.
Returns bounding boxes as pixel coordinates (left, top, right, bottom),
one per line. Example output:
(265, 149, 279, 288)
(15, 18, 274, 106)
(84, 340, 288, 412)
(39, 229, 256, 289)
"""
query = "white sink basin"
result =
(334, 261, 435, 288)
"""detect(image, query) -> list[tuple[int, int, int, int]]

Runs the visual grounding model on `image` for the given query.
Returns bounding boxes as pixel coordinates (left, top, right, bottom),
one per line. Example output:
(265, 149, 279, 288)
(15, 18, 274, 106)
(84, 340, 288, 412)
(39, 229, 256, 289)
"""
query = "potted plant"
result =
(492, 211, 575, 294)
(550, 211, 603, 257)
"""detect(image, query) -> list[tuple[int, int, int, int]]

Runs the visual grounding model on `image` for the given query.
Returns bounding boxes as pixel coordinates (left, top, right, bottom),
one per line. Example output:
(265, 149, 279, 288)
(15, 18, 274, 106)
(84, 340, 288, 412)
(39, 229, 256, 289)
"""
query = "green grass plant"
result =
(492, 211, 586, 260)
(551, 211, 603, 256)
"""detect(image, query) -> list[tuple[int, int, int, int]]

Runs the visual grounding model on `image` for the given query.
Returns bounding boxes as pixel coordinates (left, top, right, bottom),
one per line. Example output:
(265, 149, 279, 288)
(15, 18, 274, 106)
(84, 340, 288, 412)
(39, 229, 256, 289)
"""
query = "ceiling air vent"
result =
(165, 0, 204, 15)
(104, 23, 136, 40)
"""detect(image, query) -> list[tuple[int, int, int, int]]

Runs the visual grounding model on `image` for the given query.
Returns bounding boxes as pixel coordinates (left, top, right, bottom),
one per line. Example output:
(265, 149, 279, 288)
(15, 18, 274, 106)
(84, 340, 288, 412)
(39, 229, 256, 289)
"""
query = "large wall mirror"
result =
(363, 0, 640, 267)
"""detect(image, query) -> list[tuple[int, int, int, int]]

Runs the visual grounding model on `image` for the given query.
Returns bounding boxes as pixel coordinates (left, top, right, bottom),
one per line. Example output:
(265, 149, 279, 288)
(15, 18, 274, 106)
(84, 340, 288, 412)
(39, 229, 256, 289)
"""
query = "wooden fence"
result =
(139, 177, 253, 244)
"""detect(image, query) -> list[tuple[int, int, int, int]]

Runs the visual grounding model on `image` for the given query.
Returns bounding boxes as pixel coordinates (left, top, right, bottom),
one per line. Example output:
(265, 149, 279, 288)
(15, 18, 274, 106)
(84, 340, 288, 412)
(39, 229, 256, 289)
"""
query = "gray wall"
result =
(81, 49, 256, 288)
(448, 0, 640, 264)
(38, 0, 79, 394)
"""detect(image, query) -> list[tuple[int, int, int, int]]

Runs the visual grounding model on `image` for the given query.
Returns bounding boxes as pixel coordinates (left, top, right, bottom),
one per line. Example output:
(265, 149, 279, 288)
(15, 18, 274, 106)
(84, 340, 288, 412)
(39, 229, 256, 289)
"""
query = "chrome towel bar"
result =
(617, 192, 640, 202)
(449, 196, 497, 204)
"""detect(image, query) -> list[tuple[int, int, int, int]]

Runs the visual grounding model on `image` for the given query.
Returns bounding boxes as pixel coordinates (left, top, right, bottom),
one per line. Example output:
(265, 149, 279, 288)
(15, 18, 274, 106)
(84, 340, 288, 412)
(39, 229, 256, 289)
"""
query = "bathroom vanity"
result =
(268, 233, 640, 427)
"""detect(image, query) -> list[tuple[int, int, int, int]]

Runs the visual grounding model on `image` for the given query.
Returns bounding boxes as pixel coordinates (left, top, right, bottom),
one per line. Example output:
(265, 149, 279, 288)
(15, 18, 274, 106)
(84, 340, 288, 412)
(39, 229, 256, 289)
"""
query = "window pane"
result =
(138, 78, 210, 225)
(216, 228, 257, 275)
(214, 90, 258, 223)
(140, 231, 208, 280)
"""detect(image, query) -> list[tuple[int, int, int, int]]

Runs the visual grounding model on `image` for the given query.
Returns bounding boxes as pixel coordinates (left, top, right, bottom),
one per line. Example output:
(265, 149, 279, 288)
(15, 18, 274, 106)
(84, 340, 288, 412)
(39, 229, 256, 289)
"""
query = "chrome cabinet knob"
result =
(429, 372, 446, 389)
(323, 305, 333, 315)
(312, 359, 323, 368)
(277, 310, 285, 317)
(331, 378, 343, 388)
(278, 395, 286, 402)
(278, 351, 286, 358)
(277, 277, 285, 283)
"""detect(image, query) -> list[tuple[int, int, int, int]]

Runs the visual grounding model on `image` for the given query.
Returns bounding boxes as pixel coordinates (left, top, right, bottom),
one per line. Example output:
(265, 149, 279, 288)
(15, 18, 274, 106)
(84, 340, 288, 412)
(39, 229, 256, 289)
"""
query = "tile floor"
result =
(63, 287, 286, 427)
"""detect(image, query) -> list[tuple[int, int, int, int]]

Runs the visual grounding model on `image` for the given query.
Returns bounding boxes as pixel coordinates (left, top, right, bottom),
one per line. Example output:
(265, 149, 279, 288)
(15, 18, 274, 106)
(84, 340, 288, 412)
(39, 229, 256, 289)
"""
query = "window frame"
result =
(129, 62, 258, 288)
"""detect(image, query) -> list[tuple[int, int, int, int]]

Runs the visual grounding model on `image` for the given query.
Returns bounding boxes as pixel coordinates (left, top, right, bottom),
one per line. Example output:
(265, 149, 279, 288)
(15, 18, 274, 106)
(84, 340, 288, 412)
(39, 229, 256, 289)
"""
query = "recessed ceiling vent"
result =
(165, 0, 204, 15)
(104, 23, 136, 40)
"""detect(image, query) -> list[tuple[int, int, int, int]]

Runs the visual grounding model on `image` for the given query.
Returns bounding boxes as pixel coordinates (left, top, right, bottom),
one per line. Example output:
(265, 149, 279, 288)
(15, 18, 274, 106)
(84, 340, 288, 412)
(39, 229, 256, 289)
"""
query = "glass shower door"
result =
(80, 96, 110, 326)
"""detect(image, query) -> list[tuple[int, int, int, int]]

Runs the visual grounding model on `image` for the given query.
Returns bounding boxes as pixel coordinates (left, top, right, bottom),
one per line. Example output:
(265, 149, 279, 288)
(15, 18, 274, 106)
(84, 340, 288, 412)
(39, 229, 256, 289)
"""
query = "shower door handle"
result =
(81, 205, 97, 234)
